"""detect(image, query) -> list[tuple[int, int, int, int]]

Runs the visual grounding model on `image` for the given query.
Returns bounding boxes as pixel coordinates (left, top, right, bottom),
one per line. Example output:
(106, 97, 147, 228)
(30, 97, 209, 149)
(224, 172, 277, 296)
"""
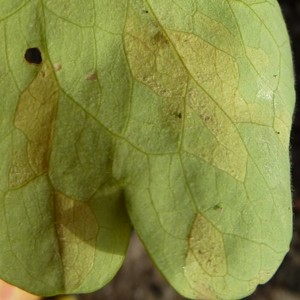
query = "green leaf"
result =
(0, 0, 295, 299)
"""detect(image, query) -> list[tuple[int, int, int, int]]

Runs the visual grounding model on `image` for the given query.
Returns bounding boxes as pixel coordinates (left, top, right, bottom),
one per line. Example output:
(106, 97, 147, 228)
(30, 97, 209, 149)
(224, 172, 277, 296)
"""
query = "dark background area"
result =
(46, 1, 300, 299)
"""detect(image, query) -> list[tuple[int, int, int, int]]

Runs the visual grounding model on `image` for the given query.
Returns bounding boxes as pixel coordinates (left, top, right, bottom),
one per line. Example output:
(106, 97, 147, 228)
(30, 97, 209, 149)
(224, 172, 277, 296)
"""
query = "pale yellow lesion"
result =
(246, 47, 270, 76)
(9, 62, 58, 187)
(185, 82, 248, 181)
(166, 30, 252, 123)
(188, 213, 227, 276)
(184, 213, 226, 299)
(192, 9, 241, 55)
(124, 4, 188, 98)
(124, 12, 249, 179)
(54, 192, 99, 290)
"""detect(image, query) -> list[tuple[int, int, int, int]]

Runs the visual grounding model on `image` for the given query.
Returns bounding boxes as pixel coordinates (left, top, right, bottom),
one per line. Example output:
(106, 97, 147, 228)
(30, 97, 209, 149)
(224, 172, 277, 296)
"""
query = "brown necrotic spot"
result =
(86, 72, 98, 81)
(54, 63, 62, 71)
(24, 47, 42, 64)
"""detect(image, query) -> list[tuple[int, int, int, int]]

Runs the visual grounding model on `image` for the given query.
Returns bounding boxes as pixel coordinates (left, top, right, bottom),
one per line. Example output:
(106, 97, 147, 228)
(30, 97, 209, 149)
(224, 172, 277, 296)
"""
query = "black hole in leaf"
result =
(24, 47, 42, 64)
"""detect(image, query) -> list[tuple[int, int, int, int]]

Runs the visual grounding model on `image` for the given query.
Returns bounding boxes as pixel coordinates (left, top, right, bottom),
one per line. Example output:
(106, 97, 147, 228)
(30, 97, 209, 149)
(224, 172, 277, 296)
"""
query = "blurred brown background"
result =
(46, 1, 300, 299)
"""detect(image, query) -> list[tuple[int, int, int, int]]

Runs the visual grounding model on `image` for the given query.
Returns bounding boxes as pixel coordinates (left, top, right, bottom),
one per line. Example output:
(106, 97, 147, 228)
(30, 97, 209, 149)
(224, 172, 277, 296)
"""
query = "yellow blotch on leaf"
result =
(185, 82, 248, 181)
(167, 30, 251, 123)
(184, 213, 226, 298)
(54, 192, 99, 290)
(10, 63, 58, 187)
(124, 4, 188, 97)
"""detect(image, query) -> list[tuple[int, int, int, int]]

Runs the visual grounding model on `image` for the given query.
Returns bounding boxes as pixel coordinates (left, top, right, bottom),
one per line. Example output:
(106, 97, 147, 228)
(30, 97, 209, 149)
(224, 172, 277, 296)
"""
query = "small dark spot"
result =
(213, 204, 222, 210)
(153, 31, 168, 46)
(177, 112, 182, 119)
(273, 74, 277, 78)
(143, 9, 149, 13)
(149, 282, 163, 297)
(24, 47, 42, 64)
(277, 131, 280, 135)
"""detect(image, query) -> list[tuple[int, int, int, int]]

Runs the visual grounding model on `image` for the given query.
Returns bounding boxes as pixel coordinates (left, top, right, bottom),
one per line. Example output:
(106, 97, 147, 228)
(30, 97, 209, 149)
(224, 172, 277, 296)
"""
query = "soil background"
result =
(46, 1, 300, 299)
